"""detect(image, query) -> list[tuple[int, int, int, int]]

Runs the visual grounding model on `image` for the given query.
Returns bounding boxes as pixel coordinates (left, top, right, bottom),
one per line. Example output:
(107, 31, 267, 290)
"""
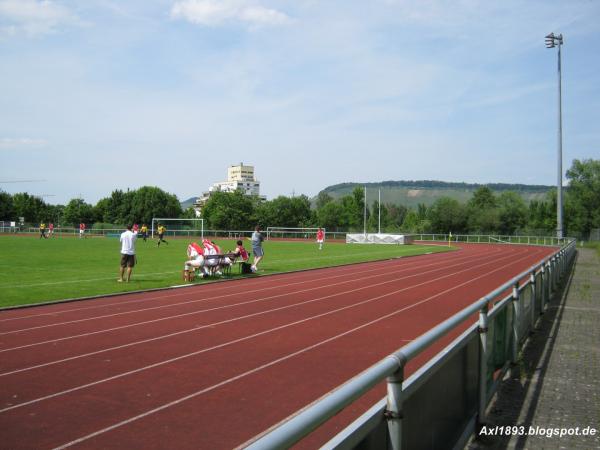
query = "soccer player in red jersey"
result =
(316, 227, 325, 250)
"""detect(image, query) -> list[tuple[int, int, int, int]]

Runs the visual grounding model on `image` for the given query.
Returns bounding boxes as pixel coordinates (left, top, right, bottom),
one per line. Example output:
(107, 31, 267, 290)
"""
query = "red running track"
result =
(0, 243, 556, 449)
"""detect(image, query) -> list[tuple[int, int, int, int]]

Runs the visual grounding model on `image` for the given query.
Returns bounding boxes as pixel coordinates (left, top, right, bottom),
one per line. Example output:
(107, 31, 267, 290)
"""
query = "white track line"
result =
(49, 250, 537, 450)
(0, 248, 511, 351)
(0, 249, 539, 413)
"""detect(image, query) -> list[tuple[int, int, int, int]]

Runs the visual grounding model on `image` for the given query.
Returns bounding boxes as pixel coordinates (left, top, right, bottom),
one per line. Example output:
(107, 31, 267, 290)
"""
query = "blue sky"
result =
(1, 0, 599, 205)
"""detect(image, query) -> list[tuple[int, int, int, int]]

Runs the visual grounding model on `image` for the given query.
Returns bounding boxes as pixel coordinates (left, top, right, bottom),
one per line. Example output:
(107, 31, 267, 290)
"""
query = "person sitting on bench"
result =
(231, 240, 249, 262)
(202, 239, 233, 276)
(183, 242, 207, 281)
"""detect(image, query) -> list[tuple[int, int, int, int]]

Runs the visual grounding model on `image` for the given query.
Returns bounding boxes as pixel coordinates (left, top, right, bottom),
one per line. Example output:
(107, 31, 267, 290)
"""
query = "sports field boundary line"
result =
(0, 248, 456, 312)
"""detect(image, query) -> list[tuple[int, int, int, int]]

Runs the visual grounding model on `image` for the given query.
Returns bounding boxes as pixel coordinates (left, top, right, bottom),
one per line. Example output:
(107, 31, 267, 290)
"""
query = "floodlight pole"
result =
(546, 32, 564, 239)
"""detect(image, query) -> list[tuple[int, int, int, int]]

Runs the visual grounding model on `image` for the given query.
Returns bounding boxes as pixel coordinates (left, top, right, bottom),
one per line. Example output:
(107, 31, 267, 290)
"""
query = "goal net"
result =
(151, 218, 204, 239)
(266, 227, 325, 240)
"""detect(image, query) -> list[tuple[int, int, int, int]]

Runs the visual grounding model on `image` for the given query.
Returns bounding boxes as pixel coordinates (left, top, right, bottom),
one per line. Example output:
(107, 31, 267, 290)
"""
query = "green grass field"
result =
(0, 235, 451, 308)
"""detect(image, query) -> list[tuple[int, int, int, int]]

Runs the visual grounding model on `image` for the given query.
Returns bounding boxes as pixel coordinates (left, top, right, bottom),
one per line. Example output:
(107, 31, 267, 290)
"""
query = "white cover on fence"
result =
(346, 233, 413, 244)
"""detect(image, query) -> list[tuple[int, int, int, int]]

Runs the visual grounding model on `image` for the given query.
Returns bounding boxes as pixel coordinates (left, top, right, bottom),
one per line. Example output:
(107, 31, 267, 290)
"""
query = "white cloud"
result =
(171, 0, 290, 27)
(0, 0, 81, 36)
(0, 137, 47, 149)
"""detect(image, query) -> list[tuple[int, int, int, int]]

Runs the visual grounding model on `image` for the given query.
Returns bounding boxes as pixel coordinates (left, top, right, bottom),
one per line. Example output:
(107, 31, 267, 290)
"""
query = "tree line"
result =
(1, 159, 598, 238)
(0, 186, 184, 228)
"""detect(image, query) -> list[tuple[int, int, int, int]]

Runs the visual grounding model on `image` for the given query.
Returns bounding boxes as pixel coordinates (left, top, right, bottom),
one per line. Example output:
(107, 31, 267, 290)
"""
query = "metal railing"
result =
(246, 238, 577, 449)
(410, 233, 570, 247)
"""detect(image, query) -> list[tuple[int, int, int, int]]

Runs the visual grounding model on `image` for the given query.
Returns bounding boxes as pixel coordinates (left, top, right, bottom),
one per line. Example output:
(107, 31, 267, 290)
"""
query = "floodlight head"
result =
(545, 32, 563, 48)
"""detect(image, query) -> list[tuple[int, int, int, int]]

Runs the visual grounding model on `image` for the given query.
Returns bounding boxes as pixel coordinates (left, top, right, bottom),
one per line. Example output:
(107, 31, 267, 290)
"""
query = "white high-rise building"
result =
(193, 163, 265, 215)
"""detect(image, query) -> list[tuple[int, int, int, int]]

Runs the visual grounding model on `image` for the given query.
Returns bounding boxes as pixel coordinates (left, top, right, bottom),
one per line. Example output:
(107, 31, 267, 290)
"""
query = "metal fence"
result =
(411, 233, 570, 247)
(245, 238, 577, 450)
(1, 227, 574, 247)
(4, 227, 351, 240)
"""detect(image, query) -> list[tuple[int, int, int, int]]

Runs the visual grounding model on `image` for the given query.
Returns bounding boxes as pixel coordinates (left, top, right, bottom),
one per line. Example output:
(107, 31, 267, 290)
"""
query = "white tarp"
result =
(346, 233, 413, 244)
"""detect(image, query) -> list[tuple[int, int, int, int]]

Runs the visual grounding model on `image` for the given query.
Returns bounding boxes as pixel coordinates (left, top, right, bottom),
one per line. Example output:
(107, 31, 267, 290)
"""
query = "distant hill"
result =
(180, 197, 197, 210)
(318, 180, 554, 208)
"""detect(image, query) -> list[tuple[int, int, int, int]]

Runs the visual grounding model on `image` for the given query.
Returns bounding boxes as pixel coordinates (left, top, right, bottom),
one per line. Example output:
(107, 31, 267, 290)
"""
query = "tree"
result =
(565, 158, 600, 237)
(469, 186, 497, 209)
(497, 192, 527, 235)
(62, 198, 95, 226)
(339, 187, 367, 231)
(0, 191, 15, 220)
(94, 186, 182, 225)
(315, 191, 334, 210)
(131, 186, 182, 224)
(202, 191, 256, 230)
(467, 187, 499, 233)
(93, 198, 112, 224)
(400, 204, 430, 233)
(255, 195, 313, 228)
(427, 197, 466, 234)
(385, 204, 408, 230)
(11, 193, 50, 223)
(526, 192, 556, 234)
(316, 201, 346, 232)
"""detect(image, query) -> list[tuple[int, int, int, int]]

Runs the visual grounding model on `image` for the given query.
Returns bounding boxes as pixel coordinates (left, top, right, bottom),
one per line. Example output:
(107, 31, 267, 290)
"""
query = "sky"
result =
(1, 0, 599, 205)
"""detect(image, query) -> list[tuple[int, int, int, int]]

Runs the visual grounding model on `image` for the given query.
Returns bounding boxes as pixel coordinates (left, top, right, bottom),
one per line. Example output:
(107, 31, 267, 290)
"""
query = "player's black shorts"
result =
(120, 254, 136, 268)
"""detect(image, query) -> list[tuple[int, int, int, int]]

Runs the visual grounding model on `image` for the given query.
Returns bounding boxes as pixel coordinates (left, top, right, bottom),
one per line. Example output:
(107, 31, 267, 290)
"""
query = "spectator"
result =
(251, 225, 264, 273)
(118, 224, 138, 283)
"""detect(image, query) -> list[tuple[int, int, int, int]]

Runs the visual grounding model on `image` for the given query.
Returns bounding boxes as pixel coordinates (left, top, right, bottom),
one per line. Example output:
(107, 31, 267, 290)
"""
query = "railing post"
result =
(530, 270, 536, 331)
(548, 259, 554, 295)
(386, 366, 405, 450)
(546, 260, 552, 305)
(478, 303, 489, 425)
(551, 257, 557, 292)
(540, 263, 548, 313)
(511, 282, 520, 364)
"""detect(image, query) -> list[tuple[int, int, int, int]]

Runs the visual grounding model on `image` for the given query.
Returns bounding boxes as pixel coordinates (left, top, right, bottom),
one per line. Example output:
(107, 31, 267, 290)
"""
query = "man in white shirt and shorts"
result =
(118, 224, 138, 282)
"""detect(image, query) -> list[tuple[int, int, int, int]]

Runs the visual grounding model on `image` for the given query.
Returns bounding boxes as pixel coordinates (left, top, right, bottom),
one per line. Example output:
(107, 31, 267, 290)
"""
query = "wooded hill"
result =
(318, 180, 554, 208)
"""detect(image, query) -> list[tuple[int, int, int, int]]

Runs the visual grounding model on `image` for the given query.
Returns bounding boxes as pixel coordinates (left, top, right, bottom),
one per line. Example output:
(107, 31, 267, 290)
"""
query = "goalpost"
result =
(151, 218, 204, 239)
(266, 227, 325, 240)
